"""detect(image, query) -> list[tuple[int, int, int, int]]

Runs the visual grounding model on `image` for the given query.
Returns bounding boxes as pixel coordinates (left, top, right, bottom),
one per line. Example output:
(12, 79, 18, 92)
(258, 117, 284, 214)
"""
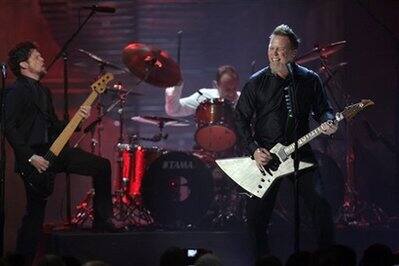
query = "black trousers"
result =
(15, 147, 112, 256)
(246, 168, 335, 258)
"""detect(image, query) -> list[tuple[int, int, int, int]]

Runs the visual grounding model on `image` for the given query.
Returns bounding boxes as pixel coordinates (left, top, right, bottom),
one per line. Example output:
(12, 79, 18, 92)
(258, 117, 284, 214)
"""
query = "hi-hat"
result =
(131, 116, 190, 127)
(122, 43, 181, 87)
(295, 41, 346, 64)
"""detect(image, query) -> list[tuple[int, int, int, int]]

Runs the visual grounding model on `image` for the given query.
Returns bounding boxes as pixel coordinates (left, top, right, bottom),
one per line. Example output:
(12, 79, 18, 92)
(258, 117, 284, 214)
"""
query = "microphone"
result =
(82, 5, 116, 13)
(251, 60, 256, 74)
(0, 63, 7, 79)
(286, 62, 294, 77)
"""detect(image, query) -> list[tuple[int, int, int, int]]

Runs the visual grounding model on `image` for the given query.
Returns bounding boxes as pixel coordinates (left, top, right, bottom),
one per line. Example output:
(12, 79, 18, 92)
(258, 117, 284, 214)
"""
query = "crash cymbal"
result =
(295, 41, 346, 64)
(78, 48, 127, 72)
(122, 42, 181, 87)
(131, 116, 190, 127)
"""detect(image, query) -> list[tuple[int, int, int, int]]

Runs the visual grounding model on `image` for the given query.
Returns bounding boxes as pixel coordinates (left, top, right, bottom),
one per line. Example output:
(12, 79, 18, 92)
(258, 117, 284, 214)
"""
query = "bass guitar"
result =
(21, 73, 114, 198)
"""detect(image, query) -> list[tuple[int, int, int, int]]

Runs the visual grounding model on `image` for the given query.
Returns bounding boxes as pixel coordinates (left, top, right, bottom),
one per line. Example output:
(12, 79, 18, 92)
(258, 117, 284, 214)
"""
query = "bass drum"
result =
(141, 152, 214, 228)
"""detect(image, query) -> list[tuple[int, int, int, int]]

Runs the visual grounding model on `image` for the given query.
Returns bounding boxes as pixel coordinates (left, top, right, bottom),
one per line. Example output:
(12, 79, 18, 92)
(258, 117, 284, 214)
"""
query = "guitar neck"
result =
(283, 112, 344, 156)
(49, 90, 99, 156)
(283, 126, 324, 156)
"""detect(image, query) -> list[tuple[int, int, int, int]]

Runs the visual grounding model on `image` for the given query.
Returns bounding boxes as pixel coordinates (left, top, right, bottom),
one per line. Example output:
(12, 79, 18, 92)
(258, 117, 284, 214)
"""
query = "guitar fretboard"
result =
(283, 112, 344, 156)
(49, 91, 99, 156)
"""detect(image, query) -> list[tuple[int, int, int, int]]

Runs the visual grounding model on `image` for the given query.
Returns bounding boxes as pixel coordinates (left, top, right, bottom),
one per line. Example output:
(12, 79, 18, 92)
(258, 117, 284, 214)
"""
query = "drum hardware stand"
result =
(204, 187, 247, 230)
(112, 92, 154, 229)
(72, 73, 155, 229)
(149, 121, 169, 142)
(112, 120, 170, 228)
(129, 127, 168, 143)
(319, 58, 389, 228)
(129, 118, 170, 143)
(335, 139, 389, 228)
(72, 43, 181, 229)
(199, 163, 247, 230)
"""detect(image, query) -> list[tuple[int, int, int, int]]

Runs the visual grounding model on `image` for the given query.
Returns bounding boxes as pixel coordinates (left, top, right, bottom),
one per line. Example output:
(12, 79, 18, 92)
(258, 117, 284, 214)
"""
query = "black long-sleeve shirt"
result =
(235, 64, 334, 159)
(5, 76, 63, 170)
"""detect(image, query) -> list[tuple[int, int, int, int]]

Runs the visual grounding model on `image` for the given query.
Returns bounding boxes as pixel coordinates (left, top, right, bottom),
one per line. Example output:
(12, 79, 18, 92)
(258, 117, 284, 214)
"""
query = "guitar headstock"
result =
(342, 99, 374, 121)
(91, 73, 114, 94)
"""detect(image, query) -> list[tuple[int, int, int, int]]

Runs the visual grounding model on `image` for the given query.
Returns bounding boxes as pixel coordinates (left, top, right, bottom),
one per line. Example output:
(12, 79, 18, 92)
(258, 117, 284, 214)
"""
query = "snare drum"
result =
(118, 144, 164, 197)
(195, 98, 237, 152)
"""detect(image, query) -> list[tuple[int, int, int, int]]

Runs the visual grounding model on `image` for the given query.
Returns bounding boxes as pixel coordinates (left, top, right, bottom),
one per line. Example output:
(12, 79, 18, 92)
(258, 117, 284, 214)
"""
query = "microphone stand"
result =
(62, 52, 72, 226)
(287, 63, 300, 252)
(44, 9, 98, 227)
(177, 30, 183, 65)
(0, 63, 7, 255)
(363, 120, 399, 156)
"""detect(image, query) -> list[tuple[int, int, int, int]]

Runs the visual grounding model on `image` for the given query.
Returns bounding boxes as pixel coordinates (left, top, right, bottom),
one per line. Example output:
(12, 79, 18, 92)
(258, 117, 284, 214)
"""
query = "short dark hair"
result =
(270, 24, 300, 49)
(215, 65, 239, 83)
(7, 41, 38, 77)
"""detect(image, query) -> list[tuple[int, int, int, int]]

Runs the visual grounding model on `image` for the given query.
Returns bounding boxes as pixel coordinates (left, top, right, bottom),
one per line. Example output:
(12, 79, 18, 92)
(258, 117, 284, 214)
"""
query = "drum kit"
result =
(72, 39, 380, 231)
(71, 43, 245, 230)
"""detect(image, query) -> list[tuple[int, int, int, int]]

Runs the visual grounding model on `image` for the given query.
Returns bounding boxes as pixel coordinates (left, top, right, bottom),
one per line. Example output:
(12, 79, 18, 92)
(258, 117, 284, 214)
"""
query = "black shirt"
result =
(25, 77, 51, 145)
(235, 64, 334, 159)
(5, 75, 63, 169)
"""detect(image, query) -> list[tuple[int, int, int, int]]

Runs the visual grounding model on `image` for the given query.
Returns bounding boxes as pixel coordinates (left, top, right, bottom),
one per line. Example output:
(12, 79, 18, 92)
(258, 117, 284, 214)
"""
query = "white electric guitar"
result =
(216, 99, 374, 198)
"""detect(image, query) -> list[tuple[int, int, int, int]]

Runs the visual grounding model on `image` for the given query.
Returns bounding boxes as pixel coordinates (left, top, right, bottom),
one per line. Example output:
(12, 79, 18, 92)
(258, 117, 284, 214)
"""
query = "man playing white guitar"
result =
(234, 25, 338, 258)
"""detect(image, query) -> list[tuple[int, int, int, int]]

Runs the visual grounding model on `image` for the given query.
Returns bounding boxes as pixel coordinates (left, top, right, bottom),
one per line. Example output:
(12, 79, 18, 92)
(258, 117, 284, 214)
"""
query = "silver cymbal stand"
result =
(319, 57, 388, 228)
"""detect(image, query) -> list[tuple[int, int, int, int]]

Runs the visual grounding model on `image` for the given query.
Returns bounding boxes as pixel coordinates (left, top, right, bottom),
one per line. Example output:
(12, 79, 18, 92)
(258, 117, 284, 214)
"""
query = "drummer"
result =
(165, 65, 240, 117)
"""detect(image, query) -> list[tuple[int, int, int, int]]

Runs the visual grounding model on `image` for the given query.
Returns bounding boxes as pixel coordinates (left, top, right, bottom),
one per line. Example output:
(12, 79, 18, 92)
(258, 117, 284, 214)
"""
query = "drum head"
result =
(195, 126, 237, 152)
(141, 152, 214, 227)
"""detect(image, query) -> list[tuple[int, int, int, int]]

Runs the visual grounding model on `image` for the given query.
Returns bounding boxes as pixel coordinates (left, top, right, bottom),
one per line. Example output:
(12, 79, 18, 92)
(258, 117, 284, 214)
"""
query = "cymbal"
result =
(77, 48, 127, 72)
(295, 41, 346, 64)
(131, 116, 190, 127)
(319, 62, 347, 74)
(122, 43, 181, 87)
(106, 87, 143, 96)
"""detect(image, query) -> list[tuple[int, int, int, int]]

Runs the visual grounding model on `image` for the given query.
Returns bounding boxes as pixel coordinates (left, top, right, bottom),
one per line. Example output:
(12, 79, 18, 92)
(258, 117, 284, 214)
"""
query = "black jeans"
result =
(246, 168, 335, 258)
(16, 147, 112, 256)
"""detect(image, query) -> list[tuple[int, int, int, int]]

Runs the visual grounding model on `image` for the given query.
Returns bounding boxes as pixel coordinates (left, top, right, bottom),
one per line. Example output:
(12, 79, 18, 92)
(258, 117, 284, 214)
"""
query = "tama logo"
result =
(162, 160, 194, 169)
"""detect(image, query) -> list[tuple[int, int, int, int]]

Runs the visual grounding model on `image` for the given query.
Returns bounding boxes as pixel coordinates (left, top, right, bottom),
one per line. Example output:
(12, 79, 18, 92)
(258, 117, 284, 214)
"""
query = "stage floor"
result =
(47, 230, 254, 266)
(45, 226, 399, 265)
